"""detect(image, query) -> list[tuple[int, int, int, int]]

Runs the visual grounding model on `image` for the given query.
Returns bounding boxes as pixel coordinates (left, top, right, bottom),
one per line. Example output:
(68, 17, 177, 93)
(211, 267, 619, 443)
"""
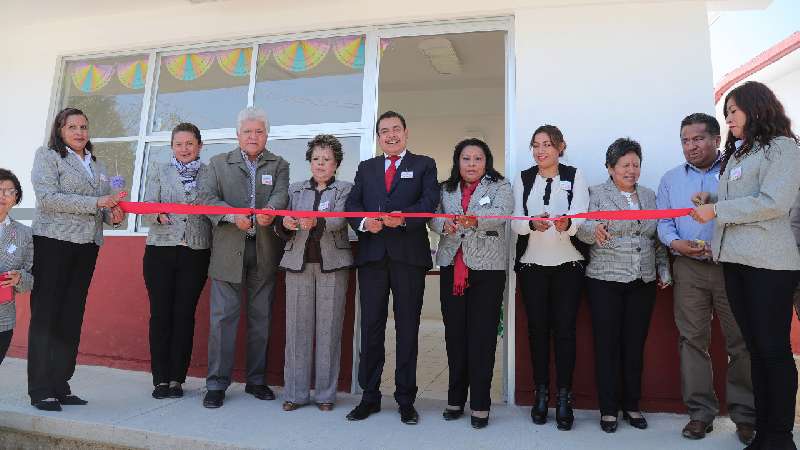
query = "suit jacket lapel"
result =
(604, 180, 631, 211)
(467, 178, 490, 213)
(389, 151, 411, 194)
(64, 152, 94, 186)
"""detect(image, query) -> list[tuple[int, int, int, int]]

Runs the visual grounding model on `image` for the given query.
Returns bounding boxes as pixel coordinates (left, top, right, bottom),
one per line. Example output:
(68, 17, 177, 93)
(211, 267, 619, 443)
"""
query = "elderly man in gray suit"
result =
(199, 107, 290, 408)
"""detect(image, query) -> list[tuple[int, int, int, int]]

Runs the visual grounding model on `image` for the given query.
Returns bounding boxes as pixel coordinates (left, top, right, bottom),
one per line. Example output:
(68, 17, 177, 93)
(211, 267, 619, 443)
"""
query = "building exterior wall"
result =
(1, 0, 764, 409)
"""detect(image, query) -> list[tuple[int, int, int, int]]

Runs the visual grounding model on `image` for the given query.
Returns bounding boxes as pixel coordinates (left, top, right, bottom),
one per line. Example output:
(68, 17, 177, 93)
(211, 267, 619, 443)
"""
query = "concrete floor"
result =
(1, 357, 798, 449)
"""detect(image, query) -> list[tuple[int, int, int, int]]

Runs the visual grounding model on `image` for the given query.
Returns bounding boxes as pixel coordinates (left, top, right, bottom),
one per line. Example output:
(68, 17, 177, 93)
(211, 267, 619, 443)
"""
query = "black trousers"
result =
(0, 329, 12, 365)
(587, 278, 656, 416)
(440, 266, 505, 411)
(28, 236, 99, 403)
(723, 263, 798, 448)
(143, 245, 210, 385)
(357, 257, 425, 407)
(518, 262, 584, 389)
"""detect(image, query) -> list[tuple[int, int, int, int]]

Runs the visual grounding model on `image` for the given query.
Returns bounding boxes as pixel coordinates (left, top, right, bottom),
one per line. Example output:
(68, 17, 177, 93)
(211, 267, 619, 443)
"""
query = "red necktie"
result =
(385, 155, 400, 192)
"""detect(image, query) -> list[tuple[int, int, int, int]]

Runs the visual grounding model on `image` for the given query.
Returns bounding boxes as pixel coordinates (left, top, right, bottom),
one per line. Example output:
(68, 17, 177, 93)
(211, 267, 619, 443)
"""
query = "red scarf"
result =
(452, 180, 478, 296)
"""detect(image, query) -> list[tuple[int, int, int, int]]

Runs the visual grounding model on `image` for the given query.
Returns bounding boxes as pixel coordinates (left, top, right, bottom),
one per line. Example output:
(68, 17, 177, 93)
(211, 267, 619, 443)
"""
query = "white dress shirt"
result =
(511, 169, 589, 266)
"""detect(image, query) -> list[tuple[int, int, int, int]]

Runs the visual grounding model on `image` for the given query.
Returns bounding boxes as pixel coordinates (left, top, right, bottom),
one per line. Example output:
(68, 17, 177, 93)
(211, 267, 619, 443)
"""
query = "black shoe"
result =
(442, 407, 464, 421)
(600, 417, 618, 433)
(57, 394, 88, 405)
(531, 384, 549, 425)
(555, 388, 574, 431)
(168, 385, 183, 398)
(244, 384, 275, 400)
(32, 399, 62, 412)
(346, 401, 380, 421)
(471, 415, 489, 429)
(203, 390, 225, 408)
(152, 385, 170, 399)
(623, 411, 648, 430)
(399, 405, 419, 425)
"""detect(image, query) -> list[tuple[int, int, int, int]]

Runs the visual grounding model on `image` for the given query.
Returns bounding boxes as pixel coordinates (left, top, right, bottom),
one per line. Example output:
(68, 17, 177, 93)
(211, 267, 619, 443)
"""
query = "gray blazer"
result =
(31, 146, 114, 245)
(143, 161, 212, 250)
(278, 180, 354, 272)
(198, 148, 290, 283)
(430, 177, 513, 271)
(0, 220, 34, 332)
(577, 180, 671, 284)
(711, 136, 800, 271)
(790, 192, 800, 250)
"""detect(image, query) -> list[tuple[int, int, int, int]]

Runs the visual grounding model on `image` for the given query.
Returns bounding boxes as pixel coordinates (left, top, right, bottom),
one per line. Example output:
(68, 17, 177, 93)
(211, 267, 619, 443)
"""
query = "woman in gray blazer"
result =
(29, 108, 124, 411)
(0, 169, 34, 365)
(430, 138, 512, 429)
(577, 138, 671, 433)
(143, 123, 212, 400)
(277, 135, 353, 412)
(691, 81, 800, 450)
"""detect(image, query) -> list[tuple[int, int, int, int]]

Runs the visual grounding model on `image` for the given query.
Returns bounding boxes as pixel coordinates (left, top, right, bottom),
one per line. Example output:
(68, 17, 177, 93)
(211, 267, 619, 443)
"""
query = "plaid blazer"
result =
(277, 179, 353, 272)
(31, 146, 114, 245)
(576, 179, 671, 284)
(143, 161, 212, 250)
(430, 177, 513, 271)
(0, 220, 34, 332)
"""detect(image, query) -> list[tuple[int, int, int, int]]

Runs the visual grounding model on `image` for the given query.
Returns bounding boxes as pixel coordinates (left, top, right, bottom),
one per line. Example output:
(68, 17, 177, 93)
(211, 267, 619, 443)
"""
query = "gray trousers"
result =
(672, 256, 755, 424)
(283, 264, 349, 404)
(207, 239, 275, 391)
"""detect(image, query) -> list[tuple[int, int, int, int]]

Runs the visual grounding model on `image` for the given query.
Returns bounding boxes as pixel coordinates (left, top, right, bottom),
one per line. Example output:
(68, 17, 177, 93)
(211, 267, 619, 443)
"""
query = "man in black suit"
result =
(345, 111, 440, 424)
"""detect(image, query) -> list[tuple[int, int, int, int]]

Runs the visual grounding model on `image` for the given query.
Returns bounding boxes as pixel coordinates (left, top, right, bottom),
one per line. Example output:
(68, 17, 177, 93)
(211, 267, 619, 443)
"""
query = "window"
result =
(254, 36, 365, 126)
(60, 54, 148, 138)
(55, 32, 377, 234)
(153, 48, 251, 132)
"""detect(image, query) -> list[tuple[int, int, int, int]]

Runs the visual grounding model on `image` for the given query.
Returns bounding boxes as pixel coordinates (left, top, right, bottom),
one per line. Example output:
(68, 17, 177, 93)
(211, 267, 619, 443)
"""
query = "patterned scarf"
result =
(171, 156, 202, 192)
(452, 180, 479, 296)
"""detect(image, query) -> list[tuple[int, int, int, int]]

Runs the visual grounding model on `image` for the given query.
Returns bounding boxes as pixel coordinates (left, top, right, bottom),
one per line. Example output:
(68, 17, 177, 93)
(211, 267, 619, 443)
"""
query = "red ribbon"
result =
(118, 200, 692, 222)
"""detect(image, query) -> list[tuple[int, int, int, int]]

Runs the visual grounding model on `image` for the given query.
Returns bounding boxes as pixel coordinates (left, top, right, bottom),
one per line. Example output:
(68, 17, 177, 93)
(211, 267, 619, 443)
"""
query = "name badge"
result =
(6, 244, 16, 254)
(400, 171, 414, 179)
(478, 196, 491, 206)
(560, 181, 572, 191)
(729, 166, 742, 181)
(318, 201, 330, 211)
(261, 174, 273, 185)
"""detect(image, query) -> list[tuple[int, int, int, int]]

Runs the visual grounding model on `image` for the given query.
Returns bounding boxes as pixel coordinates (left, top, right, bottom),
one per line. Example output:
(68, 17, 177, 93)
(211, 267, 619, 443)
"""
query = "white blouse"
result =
(511, 168, 590, 266)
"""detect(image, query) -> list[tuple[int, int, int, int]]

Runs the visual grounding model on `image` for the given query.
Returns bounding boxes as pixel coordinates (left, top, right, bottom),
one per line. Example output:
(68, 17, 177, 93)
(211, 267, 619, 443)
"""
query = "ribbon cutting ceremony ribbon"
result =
(118, 199, 692, 222)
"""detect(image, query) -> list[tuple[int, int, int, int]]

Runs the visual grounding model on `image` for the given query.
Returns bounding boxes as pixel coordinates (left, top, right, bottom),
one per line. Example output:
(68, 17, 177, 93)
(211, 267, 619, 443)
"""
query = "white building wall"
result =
(1, 0, 716, 209)
(512, 1, 716, 189)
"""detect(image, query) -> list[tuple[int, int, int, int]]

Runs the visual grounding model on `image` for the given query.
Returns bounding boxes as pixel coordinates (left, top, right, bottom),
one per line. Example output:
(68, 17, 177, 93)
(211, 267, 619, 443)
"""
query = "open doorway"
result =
(376, 30, 507, 403)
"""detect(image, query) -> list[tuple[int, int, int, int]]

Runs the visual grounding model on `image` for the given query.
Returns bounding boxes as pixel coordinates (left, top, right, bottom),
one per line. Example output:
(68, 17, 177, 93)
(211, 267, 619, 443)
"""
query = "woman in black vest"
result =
(511, 125, 589, 430)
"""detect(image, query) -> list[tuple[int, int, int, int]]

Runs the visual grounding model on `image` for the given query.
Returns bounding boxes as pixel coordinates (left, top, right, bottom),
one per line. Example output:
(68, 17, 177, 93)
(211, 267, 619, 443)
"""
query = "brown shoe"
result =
(735, 423, 755, 445)
(317, 402, 334, 411)
(682, 419, 713, 439)
(282, 401, 302, 411)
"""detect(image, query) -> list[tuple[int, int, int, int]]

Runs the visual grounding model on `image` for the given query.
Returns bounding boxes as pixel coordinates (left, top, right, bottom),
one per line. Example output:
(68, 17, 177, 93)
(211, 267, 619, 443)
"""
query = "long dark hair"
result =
(443, 138, 504, 192)
(48, 107, 94, 160)
(720, 81, 797, 173)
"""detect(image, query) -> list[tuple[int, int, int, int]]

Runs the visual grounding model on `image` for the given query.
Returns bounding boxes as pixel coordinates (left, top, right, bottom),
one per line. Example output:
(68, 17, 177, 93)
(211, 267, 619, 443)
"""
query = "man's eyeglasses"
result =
(0, 188, 18, 198)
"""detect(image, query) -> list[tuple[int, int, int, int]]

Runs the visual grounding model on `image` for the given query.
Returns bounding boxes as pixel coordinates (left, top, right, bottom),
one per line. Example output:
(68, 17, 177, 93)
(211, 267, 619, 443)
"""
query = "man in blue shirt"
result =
(657, 113, 754, 444)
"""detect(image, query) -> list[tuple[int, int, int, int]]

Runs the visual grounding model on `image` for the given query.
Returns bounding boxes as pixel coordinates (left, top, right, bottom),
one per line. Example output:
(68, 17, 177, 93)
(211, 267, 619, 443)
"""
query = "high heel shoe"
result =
(622, 411, 648, 430)
(600, 415, 618, 433)
(555, 388, 574, 431)
(471, 415, 489, 429)
(442, 407, 464, 421)
(531, 385, 549, 425)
